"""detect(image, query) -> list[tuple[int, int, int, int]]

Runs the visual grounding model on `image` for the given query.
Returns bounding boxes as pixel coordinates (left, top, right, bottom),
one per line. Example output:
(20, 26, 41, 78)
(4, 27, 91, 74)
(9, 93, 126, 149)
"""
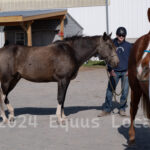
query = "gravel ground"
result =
(0, 66, 149, 150)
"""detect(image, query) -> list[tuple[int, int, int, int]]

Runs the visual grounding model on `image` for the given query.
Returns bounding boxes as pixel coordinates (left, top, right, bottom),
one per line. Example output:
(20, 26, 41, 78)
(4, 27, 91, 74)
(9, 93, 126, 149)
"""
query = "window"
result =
(15, 32, 25, 45)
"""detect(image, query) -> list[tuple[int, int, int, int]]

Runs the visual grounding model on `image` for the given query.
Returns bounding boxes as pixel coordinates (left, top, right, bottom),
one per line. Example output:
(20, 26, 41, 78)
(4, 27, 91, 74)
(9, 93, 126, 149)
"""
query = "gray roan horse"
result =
(0, 32, 119, 124)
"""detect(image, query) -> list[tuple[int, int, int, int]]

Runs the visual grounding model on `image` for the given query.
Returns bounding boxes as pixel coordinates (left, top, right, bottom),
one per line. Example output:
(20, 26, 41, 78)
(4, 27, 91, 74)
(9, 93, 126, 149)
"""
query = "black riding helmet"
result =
(116, 27, 127, 37)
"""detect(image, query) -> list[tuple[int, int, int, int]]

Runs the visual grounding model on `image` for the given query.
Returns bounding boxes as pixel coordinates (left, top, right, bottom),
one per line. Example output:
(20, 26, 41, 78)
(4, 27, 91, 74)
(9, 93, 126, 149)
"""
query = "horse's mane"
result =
(55, 35, 100, 43)
(64, 35, 84, 41)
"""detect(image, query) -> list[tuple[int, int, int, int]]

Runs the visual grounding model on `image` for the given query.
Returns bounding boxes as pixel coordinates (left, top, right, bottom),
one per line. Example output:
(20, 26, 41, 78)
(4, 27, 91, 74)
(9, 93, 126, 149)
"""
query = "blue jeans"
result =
(103, 71, 129, 112)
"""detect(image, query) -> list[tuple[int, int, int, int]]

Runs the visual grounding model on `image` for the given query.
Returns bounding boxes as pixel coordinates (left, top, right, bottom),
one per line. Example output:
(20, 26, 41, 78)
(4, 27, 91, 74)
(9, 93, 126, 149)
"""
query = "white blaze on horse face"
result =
(137, 52, 148, 76)
(137, 42, 150, 77)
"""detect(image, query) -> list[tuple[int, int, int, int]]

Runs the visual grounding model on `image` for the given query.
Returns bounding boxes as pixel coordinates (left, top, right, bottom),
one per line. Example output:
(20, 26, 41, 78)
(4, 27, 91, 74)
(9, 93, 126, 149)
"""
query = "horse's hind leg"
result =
(56, 78, 70, 124)
(129, 89, 142, 144)
(1, 75, 20, 122)
(0, 88, 8, 123)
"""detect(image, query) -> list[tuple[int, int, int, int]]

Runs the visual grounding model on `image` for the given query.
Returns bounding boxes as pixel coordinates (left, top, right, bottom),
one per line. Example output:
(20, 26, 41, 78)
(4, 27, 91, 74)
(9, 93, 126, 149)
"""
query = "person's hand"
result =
(126, 71, 128, 76)
(109, 70, 116, 76)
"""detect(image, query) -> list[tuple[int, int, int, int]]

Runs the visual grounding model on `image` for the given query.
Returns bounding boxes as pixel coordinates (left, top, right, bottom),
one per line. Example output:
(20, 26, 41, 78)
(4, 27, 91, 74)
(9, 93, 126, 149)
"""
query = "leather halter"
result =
(144, 50, 150, 53)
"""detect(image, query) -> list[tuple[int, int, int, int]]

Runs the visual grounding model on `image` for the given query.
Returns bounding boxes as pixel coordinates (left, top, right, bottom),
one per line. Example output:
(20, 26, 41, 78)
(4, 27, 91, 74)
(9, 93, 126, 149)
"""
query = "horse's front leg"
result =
(129, 90, 141, 144)
(6, 99, 14, 122)
(56, 78, 70, 124)
(62, 108, 67, 119)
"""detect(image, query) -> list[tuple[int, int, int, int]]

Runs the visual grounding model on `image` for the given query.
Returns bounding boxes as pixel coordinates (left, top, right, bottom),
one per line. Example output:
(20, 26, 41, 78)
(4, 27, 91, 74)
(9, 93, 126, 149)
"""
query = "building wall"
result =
(4, 26, 27, 45)
(4, 15, 83, 46)
(68, 6, 106, 36)
(109, 0, 150, 38)
(0, 0, 106, 11)
(32, 19, 60, 46)
(68, 0, 150, 39)
(64, 14, 83, 37)
(1, 0, 149, 46)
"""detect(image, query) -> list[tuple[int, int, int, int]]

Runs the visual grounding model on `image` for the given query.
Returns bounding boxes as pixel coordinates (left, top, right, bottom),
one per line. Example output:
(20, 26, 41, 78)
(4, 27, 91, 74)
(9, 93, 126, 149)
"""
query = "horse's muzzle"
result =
(109, 55, 119, 68)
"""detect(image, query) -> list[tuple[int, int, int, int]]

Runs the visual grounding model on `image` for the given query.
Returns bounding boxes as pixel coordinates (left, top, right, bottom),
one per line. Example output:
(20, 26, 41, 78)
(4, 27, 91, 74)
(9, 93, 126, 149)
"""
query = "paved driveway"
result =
(0, 67, 149, 150)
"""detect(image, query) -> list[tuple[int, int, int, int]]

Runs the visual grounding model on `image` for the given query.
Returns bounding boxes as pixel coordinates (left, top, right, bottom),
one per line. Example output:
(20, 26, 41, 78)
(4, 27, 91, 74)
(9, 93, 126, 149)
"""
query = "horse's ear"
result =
(148, 8, 150, 22)
(109, 32, 112, 37)
(102, 32, 108, 41)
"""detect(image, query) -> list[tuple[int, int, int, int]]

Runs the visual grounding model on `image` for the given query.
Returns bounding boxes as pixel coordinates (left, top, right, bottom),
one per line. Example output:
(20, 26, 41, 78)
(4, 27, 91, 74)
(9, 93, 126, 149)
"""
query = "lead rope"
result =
(104, 61, 129, 105)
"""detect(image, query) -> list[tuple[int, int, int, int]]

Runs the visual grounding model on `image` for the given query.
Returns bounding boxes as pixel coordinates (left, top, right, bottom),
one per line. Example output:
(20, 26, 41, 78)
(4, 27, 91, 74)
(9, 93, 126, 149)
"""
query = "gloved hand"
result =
(110, 70, 116, 76)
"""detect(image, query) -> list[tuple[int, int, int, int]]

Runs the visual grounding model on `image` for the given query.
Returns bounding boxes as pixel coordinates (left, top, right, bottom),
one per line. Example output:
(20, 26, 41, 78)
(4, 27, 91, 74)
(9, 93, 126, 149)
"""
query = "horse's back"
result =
(0, 44, 78, 82)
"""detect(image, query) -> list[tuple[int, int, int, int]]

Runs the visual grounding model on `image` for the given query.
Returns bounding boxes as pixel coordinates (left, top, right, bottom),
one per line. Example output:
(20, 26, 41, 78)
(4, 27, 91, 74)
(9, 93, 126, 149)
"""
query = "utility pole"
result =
(105, 0, 109, 34)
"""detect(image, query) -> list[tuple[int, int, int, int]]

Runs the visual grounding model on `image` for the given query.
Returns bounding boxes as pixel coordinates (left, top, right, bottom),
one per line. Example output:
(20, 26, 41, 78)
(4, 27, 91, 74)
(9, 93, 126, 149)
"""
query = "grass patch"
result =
(83, 60, 106, 67)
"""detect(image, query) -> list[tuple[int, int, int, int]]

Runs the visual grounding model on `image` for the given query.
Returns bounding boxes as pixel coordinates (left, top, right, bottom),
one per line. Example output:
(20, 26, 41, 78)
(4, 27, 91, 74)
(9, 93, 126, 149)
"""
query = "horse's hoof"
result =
(62, 115, 67, 119)
(66, 118, 70, 122)
(9, 117, 15, 122)
(61, 120, 66, 125)
(56, 119, 66, 125)
(62, 116, 70, 121)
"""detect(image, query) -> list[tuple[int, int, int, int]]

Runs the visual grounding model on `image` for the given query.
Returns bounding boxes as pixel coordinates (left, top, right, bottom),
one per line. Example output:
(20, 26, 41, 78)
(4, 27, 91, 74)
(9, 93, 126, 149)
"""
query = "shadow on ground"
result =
(9, 106, 103, 116)
(118, 125, 150, 150)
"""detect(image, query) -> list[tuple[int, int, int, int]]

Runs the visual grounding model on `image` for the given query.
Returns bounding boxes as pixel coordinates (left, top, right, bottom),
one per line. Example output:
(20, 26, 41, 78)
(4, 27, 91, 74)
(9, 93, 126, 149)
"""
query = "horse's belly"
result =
(21, 74, 55, 82)
(23, 75, 55, 82)
(18, 66, 55, 82)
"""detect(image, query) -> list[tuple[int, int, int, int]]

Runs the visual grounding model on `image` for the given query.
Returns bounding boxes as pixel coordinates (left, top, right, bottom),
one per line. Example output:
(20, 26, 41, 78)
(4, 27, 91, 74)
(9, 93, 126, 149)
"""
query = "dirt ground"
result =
(0, 67, 149, 150)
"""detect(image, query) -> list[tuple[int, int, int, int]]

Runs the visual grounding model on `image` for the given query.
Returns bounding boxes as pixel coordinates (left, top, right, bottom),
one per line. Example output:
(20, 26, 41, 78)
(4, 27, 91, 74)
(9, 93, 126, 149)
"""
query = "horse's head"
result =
(97, 32, 119, 68)
(137, 51, 150, 81)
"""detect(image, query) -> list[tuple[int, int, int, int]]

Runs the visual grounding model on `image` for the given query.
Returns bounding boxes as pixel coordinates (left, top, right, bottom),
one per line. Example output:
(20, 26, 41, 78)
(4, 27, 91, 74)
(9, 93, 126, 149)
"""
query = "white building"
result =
(0, 0, 150, 47)
(68, 0, 150, 40)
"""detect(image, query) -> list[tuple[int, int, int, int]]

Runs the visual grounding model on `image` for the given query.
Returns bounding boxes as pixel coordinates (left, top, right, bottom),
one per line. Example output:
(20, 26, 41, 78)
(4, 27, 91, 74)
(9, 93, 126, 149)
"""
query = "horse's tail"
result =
(142, 94, 150, 119)
(148, 8, 150, 22)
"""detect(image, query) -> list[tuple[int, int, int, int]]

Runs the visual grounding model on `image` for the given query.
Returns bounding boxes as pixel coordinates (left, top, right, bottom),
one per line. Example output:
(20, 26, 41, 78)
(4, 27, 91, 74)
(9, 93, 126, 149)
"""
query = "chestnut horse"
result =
(0, 33, 119, 124)
(128, 8, 150, 144)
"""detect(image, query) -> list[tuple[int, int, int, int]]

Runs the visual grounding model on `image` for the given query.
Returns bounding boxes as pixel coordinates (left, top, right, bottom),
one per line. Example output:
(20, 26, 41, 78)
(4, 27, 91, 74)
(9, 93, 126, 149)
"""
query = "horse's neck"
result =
(71, 38, 98, 66)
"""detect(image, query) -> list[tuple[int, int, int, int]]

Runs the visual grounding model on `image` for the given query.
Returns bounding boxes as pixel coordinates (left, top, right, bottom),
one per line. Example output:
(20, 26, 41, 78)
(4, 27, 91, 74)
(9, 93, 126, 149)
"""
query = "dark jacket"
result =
(108, 38, 132, 72)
